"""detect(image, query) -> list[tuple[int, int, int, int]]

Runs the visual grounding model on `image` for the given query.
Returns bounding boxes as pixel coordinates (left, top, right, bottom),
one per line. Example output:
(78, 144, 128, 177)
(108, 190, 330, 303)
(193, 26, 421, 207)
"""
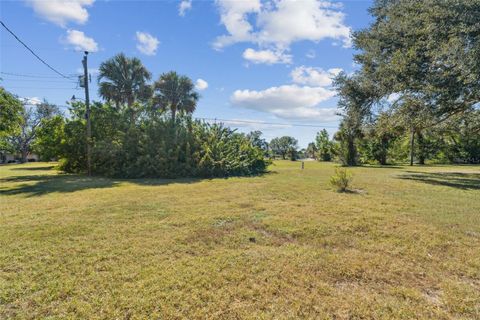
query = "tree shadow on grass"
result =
(0, 174, 121, 197)
(398, 171, 480, 190)
(361, 165, 405, 169)
(0, 170, 273, 197)
(10, 165, 56, 171)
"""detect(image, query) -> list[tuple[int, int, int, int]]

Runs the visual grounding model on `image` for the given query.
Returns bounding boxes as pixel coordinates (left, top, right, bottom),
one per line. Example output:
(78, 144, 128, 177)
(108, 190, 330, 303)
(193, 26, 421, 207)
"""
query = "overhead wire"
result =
(1, 77, 78, 84)
(5, 86, 81, 90)
(0, 20, 74, 80)
(195, 117, 338, 128)
(0, 71, 77, 79)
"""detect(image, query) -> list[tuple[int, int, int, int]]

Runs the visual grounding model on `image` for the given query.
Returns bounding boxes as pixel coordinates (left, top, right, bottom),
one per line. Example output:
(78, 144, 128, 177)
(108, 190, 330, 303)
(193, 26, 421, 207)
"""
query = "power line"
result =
(1, 77, 78, 84)
(196, 117, 338, 128)
(1, 44, 81, 53)
(0, 71, 77, 79)
(0, 20, 72, 79)
(5, 86, 80, 90)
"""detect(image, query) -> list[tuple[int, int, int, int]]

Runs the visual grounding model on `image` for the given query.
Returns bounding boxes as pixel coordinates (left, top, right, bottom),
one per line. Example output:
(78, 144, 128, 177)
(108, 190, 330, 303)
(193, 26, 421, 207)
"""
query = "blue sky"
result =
(1, 0, 372, 147)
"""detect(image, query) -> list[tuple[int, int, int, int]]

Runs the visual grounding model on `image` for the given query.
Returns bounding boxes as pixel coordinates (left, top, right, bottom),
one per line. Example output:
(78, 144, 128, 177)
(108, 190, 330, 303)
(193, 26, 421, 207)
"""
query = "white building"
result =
(0, 153, 39, 164)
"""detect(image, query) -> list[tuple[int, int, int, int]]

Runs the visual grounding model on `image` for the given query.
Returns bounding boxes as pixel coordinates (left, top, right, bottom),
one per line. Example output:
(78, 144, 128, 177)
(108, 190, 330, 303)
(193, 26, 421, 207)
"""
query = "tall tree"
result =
(7, 101, 60, 163)
(359, 112, 400, 165)
(247, 130, 268, 154)
(270, 136, 298, 160)
(333, 73, 376, 166)
(152, 71, 199, 122)
(306, 142, 318, 159)
(390, 95, 435, 165)
(0, 87, 23, 137)
(33, 115, 65, 161)
(354, 0, 480, 121)
(98, 53, 152, 114)
(315, 129, 333, 161)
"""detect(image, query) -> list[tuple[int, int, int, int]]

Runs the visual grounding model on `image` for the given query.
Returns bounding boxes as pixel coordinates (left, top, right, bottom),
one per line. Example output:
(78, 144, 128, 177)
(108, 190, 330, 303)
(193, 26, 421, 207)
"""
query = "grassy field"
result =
(1, 161, 479, 319)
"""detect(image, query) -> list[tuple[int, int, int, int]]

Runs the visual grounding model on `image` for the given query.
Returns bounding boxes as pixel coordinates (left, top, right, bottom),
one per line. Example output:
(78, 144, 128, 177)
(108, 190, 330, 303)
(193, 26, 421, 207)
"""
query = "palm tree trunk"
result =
(127, 98, 135, 125)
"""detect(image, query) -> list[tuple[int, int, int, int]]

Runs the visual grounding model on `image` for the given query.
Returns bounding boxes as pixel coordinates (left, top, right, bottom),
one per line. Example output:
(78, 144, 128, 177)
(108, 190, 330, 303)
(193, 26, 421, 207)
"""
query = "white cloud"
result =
(231, 84, 338, 121)
(242, 48, 292, 64)
(386, 92, 402, 104)
(214, 0, 351, 53)
(231, 63, 344, 121)
(22, 97, 42, 105)
(75, 67, 99, 75)
(218, 118, 292, 130)
(195, 78, 208, 91)
(64, 29, 98, 52)
(213, 0, 261, 49)
(290, 66, 342, 87)
(179, 0, 192, 16)
(135, 32, 160, 56)
(25, 0, 95, 27)
(256, 0, 351, 48)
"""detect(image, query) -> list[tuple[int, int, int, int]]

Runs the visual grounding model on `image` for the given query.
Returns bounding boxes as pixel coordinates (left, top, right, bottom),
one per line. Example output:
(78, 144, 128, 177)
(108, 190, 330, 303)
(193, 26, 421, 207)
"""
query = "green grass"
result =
(1, 161, 479, 319)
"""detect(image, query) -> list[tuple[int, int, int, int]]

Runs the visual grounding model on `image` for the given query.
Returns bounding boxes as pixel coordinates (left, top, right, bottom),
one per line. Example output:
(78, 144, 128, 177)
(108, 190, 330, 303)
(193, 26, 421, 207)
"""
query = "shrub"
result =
(329, 168, 352, 192)
(57, 103, 270, 178)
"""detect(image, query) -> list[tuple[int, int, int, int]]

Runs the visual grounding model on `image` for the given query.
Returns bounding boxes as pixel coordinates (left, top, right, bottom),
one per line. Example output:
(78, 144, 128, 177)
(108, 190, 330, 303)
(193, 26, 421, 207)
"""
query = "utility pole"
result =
(82, 51, 92, 176)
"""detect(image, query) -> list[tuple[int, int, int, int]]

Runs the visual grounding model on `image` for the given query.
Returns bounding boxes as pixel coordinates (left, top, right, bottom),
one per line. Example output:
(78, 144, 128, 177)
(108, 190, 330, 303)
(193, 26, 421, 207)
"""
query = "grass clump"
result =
(329, 167, 353, 192)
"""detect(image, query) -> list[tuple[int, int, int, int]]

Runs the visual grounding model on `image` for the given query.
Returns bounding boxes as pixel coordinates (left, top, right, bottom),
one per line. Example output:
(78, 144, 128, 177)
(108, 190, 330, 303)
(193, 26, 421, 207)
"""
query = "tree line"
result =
(2, 0, 479, 170)
(331, 0, 480, 166)
(0, 54, 269, 177)
(231, 0, 480, 166)
(245, 0, 480, 166)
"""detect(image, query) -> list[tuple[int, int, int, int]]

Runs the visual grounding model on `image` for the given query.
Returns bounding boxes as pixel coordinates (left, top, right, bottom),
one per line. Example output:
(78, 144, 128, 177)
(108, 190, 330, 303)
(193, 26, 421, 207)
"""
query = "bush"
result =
(329, 168, 352, 192)
(57, 103, 270, 178)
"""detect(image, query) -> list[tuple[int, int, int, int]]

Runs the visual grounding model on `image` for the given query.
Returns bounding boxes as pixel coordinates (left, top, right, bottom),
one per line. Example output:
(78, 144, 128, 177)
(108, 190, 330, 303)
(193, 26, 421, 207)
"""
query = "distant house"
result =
(0, 153, 39, 164)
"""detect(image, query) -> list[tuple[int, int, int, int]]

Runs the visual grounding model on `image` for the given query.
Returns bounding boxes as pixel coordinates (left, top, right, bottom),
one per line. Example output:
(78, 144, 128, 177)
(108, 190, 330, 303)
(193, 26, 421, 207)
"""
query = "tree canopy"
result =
(0, 87, 23, 137)
(270, 136, 298, 161)
(152, 71, 199, 122)
(354, 0, 480, 118)
(98, 53, 152, 110)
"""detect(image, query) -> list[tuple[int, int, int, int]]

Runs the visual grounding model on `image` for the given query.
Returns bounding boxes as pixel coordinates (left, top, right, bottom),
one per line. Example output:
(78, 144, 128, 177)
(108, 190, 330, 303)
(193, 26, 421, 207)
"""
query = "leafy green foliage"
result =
(152, 71, 199, 122)
(98, 53, 152, 112)
(315, 129, 334, 161)
(194, 124, 269, 177)
(3, 101, 60, 163)
(332, 0, 480, 166)
(56, 102, 269, 178)
(333, 73, 375, 166)
(0, 87, 23, 137)
(269, 136, 298, 160)
(33, 116, 65, 161)
(355, 0, 480, 117)
(305, 142, 317, 159)
(329, 168, 353, 192)
(358, 113, 399, 165)
(247, 130, 269, 156)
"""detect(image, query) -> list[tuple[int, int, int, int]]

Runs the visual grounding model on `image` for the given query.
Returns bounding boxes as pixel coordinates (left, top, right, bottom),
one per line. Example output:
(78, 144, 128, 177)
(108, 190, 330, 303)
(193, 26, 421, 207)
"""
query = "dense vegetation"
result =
(2, 0, 480, 169)
(1, 0, 480, 318)
(329, 0, 480, 166)
(55, 102, 268, 178)
(0, 55, 269, 178)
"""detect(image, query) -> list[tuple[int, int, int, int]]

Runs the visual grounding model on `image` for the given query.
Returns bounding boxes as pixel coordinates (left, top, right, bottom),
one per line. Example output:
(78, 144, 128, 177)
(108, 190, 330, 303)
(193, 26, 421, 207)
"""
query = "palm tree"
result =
(152, 71, 199, 122)
(98, 53, 152, 110)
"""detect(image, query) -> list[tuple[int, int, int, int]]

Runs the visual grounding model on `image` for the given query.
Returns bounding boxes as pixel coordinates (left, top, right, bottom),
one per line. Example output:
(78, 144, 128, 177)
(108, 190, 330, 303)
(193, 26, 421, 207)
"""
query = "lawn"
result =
(1, 161, 479, 319)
